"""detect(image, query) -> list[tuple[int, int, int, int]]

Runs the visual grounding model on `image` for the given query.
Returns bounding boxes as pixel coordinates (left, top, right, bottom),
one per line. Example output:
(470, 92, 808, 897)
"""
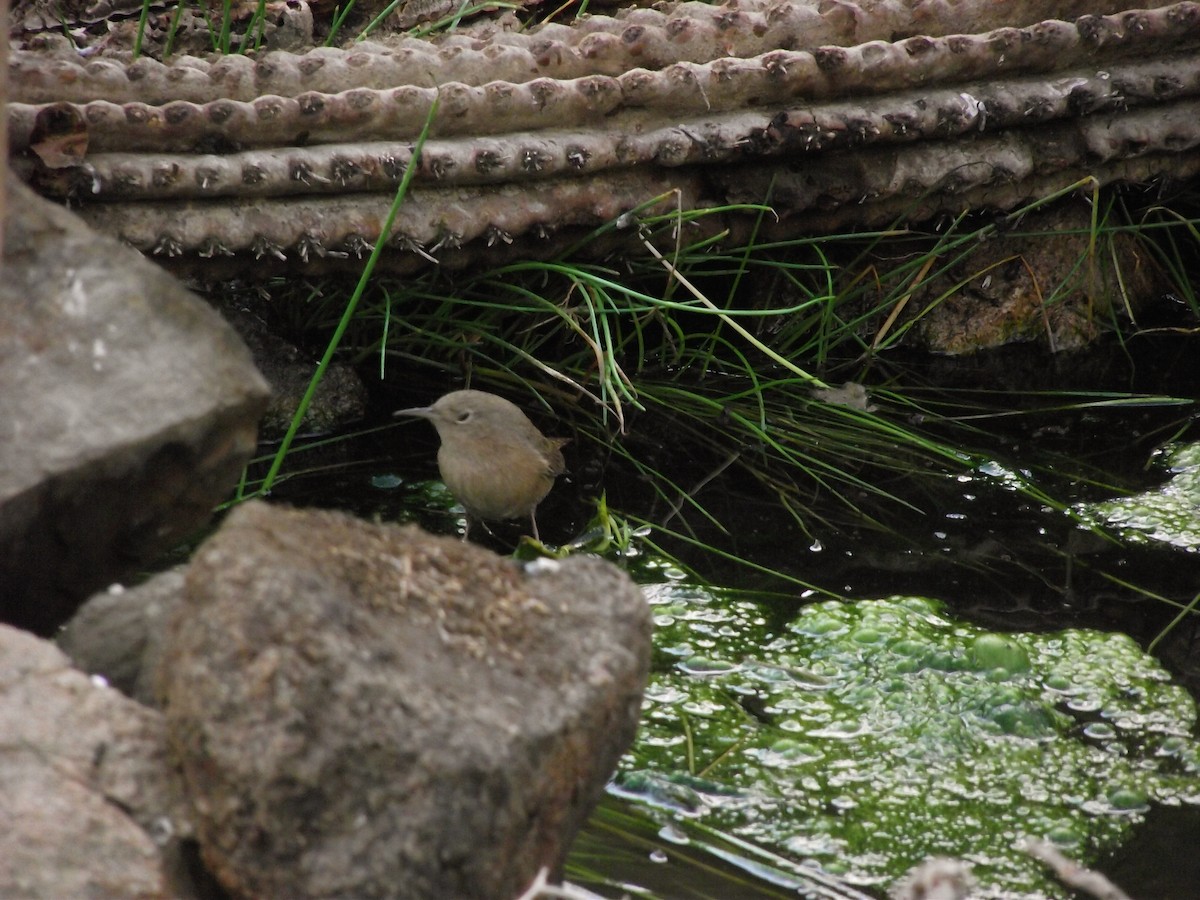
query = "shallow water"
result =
(586, 585, 1199, 898)
(265, 331, 1200, 898)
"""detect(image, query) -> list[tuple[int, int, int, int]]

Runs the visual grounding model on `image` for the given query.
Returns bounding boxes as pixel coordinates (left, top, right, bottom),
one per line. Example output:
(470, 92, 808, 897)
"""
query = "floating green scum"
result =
(618, 589, 1200, 897)
(1078, 440, 1200, 551)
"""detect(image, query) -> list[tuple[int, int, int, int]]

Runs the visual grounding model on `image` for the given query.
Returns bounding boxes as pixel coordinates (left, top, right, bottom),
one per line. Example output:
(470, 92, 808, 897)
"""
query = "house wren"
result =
(395, 390, 566, 541)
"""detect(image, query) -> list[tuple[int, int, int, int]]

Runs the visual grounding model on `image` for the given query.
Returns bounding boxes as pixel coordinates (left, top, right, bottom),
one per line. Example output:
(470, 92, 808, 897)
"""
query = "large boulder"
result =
(0, 180, 270, 634)
(157, 501, 651, 899)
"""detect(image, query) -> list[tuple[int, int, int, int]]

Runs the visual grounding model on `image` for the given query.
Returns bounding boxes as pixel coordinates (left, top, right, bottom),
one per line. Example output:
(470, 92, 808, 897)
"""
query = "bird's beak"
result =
(393, 406, 434, 420)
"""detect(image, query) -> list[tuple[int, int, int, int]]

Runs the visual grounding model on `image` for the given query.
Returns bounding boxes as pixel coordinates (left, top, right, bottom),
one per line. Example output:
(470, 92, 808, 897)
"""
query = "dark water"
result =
(270, 332, 1200, 665)
(263, 329, 1200, 899)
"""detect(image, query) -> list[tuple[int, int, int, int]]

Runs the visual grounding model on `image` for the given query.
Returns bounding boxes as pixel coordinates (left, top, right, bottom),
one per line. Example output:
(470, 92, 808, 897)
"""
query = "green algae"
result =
(618, 588, 1200, 898)
(1077, 441, 1200, 551)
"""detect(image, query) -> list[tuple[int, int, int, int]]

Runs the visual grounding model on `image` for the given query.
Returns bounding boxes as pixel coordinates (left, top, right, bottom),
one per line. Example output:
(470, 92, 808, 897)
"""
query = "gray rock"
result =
(158, 500, 651, 899)
(0, 623, 194, 900)
(0, 180, 271, 634)
(218, 303, 367, 438)
(58, 568, 185, 706)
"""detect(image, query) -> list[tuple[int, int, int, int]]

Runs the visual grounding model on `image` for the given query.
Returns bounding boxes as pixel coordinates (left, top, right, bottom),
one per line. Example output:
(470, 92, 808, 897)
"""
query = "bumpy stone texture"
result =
(157, 501, 651, 899)
(905, 203, 1165, 353)
(58, 568, 186, 706)
(0, 624, 192, 900)
(15, 54, 1200, 196)
(8, 1, 1190, 103)
(8, 0, 1200, 272)
(0, 180, 271, 634)
(217, 303, 367, 437)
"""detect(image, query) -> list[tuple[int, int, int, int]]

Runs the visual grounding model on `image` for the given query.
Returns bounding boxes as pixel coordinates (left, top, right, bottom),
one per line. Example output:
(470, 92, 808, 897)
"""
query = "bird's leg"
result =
(530, 510, 541, 542)
(462, 514, 472, 542)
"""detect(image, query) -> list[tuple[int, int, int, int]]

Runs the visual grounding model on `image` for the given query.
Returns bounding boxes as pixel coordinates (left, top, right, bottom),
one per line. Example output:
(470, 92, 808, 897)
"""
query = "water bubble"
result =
(680, 656, 739, 675)
(969, 634, 1031, 676)
(851, 627, 883, 645)
(658, 823, 689, 845)
(1044, 673, 1074, 692)
(1106, 786, 1149, 813)
(370, 473, 403, 489)
(1083, 722, 1117, 741)
(763, 739, 824, 765)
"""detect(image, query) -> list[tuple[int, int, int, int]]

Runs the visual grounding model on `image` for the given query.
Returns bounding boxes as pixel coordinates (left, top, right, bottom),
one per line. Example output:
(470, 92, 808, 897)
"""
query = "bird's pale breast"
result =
(437, 439, 554, 521)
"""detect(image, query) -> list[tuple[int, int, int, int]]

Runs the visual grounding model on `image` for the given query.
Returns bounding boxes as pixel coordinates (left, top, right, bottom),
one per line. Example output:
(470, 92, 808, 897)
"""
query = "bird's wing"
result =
(545, 438, 569, 477)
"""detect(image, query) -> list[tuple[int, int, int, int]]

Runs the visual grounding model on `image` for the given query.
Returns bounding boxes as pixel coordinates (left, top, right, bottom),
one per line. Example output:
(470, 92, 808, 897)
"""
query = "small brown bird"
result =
(395, 389, 567, 541)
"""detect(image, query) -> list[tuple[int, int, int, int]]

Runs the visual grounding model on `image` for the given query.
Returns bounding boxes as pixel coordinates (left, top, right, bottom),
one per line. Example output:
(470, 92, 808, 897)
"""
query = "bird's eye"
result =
(455, 411, 472, 423)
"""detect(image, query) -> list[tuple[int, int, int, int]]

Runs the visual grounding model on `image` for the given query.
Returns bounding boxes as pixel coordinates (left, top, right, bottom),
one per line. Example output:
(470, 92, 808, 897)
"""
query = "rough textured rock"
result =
(0, 623, 193, 899)
(888, 201, 1165, 353)
(157, 500, 652, 900)
(0, 179, 271, 634)
(58, 567, 186, 706)
(219, 304, 368, 437)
